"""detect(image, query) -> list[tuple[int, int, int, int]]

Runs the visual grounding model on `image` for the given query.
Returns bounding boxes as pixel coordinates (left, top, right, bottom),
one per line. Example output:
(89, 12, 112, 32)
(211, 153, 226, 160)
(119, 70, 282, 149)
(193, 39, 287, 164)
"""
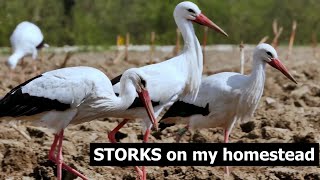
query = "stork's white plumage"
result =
(111, 1, 227, 140)
(0, 66, 157, 180)
(7, 21, 48, 70)
(159, 43, 297, 174)
(111, 2, 227, 179)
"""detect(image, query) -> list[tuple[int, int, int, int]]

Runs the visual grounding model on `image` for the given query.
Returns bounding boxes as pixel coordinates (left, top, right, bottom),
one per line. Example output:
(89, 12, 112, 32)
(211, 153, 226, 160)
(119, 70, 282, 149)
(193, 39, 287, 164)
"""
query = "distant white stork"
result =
(159, 43, 297, 174)
(111, 2, 227, 178)
(7, 21, 48, 78)
(0, 66, 157, 180)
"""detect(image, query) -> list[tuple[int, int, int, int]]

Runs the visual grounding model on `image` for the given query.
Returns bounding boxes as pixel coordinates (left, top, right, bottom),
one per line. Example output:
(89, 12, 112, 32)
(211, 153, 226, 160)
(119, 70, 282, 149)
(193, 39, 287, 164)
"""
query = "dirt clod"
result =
(240, 121, 256, 133)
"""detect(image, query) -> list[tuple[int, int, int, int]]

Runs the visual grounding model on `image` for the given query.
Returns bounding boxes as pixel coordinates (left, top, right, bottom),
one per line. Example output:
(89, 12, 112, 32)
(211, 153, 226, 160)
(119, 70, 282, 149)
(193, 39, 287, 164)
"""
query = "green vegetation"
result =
(0, 0, 319, 46)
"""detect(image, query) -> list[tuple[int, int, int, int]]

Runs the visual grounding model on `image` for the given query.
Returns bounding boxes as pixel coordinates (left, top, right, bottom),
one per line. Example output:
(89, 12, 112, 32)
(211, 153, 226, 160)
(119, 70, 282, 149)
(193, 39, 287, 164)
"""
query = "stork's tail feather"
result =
(36, 40, 49, 49)
(0, 97, 11, 118)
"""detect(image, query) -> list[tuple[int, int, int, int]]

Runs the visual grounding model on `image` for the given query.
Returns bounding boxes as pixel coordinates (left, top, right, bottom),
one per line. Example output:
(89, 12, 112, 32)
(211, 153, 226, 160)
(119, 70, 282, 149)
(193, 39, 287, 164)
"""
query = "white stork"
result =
(7, 21, 48, 78)
(111, 2, 227, 178)
(0, 66, 157, 180)
(111, 1, 228, 142)
(158, 43, 297, 174)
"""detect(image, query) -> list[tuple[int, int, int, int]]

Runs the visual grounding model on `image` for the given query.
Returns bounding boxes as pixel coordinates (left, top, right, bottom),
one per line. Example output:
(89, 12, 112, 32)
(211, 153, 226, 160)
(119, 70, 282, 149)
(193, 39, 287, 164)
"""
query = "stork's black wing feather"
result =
(127, 98, 160, 109)
(111, 74, 122, 85)
(36, 40, 45, 49)
(0, 75, 70, 117)
(159, 101, 210, 131)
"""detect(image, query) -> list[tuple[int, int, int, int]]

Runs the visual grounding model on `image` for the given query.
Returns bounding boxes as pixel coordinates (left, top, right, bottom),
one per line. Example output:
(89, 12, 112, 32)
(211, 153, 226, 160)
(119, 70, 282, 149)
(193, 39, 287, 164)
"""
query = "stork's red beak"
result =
(137, 88, 158, 130)
(193, 13, 228, 37)
(268, 58, 297, 84)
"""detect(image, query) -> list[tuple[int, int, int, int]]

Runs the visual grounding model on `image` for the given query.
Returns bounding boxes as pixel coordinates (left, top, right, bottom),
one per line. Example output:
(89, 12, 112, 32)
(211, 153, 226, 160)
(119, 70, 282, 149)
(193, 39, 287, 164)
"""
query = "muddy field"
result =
(0, 46, 319, 180)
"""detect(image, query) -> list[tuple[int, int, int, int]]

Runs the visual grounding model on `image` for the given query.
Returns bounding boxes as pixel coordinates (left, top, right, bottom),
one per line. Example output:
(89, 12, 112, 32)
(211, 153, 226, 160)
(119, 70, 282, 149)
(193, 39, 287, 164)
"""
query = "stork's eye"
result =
(187, 8, 195, 13)
(266, 51, 272, 57)
(140, 79, 146, 87)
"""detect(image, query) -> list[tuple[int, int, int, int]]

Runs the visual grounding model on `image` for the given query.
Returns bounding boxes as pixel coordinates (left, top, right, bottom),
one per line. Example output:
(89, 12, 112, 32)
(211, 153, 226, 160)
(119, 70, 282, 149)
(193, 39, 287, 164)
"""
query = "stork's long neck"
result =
(7, 51, 25, 69)
(249, 57, 266, 90)
(112, 80, 137, 111)
(239, 57, 266, 121)
(175, 17, 203, 100)
(177, 18, 199, 51)
(74, 77, 137, 122)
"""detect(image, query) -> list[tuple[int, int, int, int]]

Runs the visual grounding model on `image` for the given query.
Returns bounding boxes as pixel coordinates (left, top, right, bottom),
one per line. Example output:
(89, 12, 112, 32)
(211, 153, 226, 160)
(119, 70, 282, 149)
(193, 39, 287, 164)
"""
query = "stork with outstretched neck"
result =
(110, 1, 227, 179)
(110, 2, 227, 179)
(159, 43, 297, 175)
(111, 1, 228, 142)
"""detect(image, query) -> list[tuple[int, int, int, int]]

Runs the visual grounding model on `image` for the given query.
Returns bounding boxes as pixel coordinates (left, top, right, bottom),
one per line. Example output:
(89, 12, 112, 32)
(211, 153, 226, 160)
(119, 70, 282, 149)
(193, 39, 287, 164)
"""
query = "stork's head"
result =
(254, 43, 297, 84)
(123, 69, 158, 130)
(174, 1, 228, 37)
(7, 51, 24, 70)
(6, 57, 17, 70)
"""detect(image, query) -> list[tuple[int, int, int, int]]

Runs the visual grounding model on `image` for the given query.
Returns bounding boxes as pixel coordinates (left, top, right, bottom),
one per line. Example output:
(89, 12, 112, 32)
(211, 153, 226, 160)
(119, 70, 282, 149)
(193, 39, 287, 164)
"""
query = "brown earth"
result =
(0, 46, 319, 180)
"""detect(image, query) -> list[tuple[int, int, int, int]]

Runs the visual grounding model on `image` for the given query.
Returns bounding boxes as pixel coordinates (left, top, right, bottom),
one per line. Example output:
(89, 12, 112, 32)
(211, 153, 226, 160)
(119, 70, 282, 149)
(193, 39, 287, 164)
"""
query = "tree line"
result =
(0, 0, 319, 46)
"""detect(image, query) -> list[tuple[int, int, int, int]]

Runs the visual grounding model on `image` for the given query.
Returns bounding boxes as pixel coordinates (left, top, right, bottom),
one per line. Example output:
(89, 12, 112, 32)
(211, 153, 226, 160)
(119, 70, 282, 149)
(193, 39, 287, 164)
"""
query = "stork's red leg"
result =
(224, 129, 229, 143)
(135, 166, 143, 180)
(49, 134, 59, 160)
(143, 128, 150, 143)
(140, 128, 152, 180)
(108, 119, 129, 143)
(108, 119, 143, 179)
(56, 130, 64, 180)
(48, 131, 88, 180)
(224, 129, 230, 175)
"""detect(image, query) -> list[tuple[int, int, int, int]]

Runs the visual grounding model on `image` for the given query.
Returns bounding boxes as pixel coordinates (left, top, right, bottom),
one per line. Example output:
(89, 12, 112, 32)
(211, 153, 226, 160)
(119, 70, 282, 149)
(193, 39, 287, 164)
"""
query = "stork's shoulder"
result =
(15, 21, 42, 35)
(138, 58, 179, 76)
(11, 21, 44, 46)
(203, 72, 249, 90)
(0, 74, 71, 118)
(23, 67, 110, 104)
(44, 66, 109, 80)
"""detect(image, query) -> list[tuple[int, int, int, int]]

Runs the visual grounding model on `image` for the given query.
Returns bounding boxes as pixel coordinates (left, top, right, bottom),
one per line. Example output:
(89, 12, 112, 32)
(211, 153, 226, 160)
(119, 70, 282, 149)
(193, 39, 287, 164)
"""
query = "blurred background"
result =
(0, 0, 319, 46)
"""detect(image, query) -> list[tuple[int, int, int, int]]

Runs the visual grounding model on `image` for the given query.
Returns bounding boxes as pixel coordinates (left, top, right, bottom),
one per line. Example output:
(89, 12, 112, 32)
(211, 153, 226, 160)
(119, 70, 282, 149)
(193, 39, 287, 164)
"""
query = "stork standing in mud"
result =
(0, 67, 158, 180)
(111, 2, 227, 179)
(7, 21, 48, 79)
(159, 43, 297, 174)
